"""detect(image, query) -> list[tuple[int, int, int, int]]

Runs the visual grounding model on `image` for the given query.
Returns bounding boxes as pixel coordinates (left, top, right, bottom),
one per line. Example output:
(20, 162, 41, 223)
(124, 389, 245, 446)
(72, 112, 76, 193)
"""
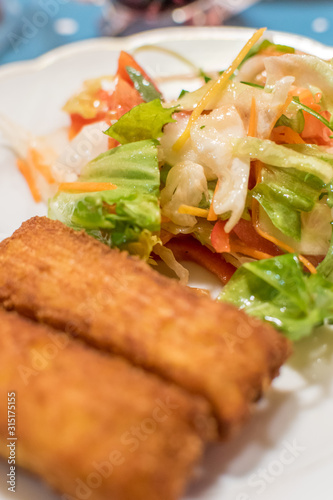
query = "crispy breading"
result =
(0, 308, 213, 500)
(0, 217, 291, 438)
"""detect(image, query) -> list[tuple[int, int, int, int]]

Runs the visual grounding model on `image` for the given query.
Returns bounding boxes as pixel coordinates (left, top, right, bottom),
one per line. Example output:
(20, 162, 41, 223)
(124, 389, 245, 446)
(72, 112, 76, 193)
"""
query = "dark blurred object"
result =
(101, 0, 227, 36)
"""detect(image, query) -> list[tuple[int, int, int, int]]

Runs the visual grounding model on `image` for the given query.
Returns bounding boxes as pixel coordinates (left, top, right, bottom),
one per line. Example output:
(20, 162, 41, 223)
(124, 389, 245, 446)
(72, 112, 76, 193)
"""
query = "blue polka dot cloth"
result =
(0, 0, 332, 65)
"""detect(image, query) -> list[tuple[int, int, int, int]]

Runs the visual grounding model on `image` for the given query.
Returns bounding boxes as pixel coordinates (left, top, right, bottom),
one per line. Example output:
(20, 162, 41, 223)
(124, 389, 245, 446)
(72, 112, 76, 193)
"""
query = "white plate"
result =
(1, 26, 333, 500)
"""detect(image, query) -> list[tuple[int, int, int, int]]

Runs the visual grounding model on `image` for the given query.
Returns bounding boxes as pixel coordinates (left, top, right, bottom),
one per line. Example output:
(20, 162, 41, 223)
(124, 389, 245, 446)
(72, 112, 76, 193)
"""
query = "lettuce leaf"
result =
(48, 139, 160, 250)
(317, 223, 333, 282)
(219, 254, 333, 340)
(126, 66, 162, 102)
(232, 136, 333, 182)
(252, 184, 301, 240)
(252, 166, 323, 240)
(104, 99, 177, 144)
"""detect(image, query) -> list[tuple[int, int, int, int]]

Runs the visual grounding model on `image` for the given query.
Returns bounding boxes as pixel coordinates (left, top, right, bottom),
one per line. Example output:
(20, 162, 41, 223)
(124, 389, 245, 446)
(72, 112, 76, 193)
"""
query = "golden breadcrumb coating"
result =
(0, 217, 291, 438)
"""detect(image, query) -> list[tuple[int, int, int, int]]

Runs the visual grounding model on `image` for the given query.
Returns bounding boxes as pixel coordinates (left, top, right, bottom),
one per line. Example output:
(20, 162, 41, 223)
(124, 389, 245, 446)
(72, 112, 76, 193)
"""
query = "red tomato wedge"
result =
(69, 76, 143, 140)
(232, 219, 282, 256)
(69, 113, 106, 140)
(210, 220, 231, 253)
(292, 90, 332, 146)
(107, 76, 144, 120)
(165, 236, 236, 285)
(117, 50, 160, 92)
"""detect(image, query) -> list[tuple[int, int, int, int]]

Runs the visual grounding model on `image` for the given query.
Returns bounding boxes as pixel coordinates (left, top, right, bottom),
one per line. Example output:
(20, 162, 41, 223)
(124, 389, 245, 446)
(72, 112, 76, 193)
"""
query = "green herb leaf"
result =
(275, 110, 305, 134)
(178, 89, 189, 99)
(292, 96, 333, 132)
(126, 66, 162, 102)
(199, 69, 211, 83)
(105, 99, 177, 144)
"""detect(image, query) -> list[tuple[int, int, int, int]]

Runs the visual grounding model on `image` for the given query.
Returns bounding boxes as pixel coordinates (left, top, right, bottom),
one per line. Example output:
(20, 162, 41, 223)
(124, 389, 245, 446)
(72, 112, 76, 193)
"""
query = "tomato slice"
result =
(107, 76, 143, 120)
(210, 220, 231, 253)
(165, 235, 236, 285)
(232, 219, 282, 256)
(69, 77, 143, 141)
(117, 50, 160, 92)
(69, 113, 106, 140)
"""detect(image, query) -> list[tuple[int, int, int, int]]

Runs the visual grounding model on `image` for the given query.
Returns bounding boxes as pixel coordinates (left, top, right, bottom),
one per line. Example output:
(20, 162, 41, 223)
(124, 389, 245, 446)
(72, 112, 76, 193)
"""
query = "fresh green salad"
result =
(8, 30, 333, 341)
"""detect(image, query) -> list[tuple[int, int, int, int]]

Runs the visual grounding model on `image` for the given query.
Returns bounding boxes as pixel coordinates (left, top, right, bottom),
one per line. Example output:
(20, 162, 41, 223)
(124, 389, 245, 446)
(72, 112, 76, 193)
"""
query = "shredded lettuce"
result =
(265, 54, 333, 113)
(105, 99, 177, 144)
(160, 160, 208, 227)
(232, 136, 333, 182)
(125, 66, 162, 102)
(219, 254, 333, 340)
(48, 139, 160, 250)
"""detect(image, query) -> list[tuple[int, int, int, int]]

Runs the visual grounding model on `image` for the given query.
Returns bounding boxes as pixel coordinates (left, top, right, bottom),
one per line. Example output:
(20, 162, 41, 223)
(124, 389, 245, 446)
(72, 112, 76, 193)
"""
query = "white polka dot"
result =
(312, 17, 330, 34)
(172, 8, 187, 24)
(53, 18, 79, 36)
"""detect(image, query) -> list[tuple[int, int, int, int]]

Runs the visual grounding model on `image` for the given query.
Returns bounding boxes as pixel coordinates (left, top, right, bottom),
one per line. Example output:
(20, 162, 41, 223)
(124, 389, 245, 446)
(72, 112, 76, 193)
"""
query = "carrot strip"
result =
(173, 27, 266, 151)
(28, 148, 56, 184)
(248, 97, 258, 137)
(271, 126, 306, 145)
(16, 159, 41, 203)
(178, 205, 209, 217)
(230, 242, 273, 260)
(58, 182, 117, 193)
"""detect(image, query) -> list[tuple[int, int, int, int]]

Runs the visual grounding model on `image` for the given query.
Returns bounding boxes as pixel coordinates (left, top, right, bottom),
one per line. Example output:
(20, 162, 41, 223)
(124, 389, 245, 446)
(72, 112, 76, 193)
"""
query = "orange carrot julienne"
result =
(173, 27, 267, 151)
(230, 242, 273, 261)
(16, 159, 42, 203)
(178, 205, 209, 218)
(270, 126, 306, 145)
(58, 182, 117, 193)
(28, 148, 56, 184)
(248, 97, 258, 137)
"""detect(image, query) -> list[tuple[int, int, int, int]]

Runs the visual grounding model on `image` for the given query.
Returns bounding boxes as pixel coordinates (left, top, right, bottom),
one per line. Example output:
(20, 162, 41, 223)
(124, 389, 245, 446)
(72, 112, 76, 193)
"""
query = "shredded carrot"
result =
(230, 242, 273, 260)
(28, 148, 56, 184)
(270, 126, 306, 145)
(248, 97, 258, 137)
(58, 182, 117, 193)
(207, 181, 219, 221)
(178, 205, 209, 217)
(16, 159, 41, 203)
(173, 28, 267, 151)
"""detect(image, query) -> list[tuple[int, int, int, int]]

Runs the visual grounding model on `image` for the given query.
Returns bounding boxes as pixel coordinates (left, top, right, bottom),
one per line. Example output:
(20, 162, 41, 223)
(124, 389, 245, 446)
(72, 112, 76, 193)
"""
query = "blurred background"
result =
(0, 0, 333, 64)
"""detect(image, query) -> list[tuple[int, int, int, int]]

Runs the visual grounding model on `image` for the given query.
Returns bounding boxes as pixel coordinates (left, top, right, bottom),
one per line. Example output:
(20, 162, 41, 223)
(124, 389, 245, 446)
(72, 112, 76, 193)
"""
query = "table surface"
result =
(0, 0, 333, 65)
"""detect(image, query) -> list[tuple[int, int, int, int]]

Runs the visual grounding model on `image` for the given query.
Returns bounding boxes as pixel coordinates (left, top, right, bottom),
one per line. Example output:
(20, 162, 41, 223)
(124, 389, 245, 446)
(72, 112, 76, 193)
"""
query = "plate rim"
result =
(0, 26, 332, 80)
